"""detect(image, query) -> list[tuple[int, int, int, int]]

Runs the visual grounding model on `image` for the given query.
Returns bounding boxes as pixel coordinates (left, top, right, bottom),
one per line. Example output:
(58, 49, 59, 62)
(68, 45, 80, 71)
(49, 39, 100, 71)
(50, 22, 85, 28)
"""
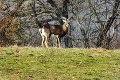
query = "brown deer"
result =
(39, 17, 70, 48)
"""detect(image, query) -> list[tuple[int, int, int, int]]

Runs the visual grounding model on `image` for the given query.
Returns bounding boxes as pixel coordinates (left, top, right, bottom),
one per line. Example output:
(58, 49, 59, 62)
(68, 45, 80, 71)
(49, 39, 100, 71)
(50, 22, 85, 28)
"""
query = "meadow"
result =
(0, 46, 120, 80)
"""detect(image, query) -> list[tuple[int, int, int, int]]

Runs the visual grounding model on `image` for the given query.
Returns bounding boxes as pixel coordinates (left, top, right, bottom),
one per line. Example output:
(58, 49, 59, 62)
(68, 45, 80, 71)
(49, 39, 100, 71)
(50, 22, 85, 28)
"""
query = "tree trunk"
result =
(96, 0, 119, 48)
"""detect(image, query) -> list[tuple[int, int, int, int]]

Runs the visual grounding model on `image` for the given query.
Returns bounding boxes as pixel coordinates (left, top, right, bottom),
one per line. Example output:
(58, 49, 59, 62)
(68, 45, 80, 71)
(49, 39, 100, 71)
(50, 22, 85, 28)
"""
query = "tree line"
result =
(0, 0, 120, 49)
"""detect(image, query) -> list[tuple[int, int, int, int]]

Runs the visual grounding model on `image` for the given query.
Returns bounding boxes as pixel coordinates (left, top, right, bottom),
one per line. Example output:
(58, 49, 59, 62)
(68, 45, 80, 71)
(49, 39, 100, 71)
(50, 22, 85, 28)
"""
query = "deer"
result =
(39, 17, 70, 48)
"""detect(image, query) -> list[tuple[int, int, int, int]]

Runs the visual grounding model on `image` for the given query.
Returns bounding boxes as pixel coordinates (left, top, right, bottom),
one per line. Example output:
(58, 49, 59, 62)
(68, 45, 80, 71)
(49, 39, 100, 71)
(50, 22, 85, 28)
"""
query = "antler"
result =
(68, 17, 71, 20)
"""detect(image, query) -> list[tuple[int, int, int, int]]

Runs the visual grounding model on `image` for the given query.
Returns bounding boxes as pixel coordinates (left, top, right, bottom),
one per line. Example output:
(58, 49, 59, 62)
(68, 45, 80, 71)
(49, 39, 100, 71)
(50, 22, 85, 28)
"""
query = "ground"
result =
(0, 46, 120, 80)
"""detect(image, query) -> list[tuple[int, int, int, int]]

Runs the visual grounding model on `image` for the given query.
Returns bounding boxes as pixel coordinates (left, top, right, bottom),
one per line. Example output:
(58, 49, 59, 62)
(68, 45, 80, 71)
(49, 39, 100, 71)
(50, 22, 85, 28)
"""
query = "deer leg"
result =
(44, 36, 48, 48)
(39, 28, 45, 47)
(56, 35, 59, 47)
(41, 36, 45, 47)
(59, 38, 61, 48)
(58, 37, 61, 48)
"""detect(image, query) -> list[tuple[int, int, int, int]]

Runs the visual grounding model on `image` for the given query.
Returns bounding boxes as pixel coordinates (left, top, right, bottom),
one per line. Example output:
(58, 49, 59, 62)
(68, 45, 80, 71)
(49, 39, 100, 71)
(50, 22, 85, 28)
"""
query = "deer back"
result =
(50, 25, 62, 35)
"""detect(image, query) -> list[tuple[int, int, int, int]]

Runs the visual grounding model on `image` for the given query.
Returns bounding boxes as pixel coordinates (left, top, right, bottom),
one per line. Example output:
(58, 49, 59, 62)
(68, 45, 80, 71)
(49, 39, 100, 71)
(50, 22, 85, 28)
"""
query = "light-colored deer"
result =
(39, 17, 70, 48)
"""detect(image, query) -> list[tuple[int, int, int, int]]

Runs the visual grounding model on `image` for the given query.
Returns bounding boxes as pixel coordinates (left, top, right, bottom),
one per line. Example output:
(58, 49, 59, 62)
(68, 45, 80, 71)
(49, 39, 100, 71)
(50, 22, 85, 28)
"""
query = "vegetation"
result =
(0, 47, 120, 80)
(0, 0, 120, 48)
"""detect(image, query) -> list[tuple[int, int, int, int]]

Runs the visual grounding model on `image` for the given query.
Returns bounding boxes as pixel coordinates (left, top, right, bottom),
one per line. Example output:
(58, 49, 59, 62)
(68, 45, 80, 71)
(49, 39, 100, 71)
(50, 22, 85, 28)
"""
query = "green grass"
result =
(0, 46, 120, 80)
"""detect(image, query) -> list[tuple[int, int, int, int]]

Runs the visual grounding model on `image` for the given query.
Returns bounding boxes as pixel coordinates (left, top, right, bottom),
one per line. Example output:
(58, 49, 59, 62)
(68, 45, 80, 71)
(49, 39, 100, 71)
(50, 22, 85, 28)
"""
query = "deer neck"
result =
(62, 22, 68, 31)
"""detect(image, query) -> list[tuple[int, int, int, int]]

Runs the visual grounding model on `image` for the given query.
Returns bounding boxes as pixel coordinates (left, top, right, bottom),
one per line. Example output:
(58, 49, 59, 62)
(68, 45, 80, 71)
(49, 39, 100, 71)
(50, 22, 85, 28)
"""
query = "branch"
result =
(47, 0, 57, 7)
(88, 0, 104, 28)
(96, 0, 120, 47)
(11, 0, 25, 16)
(104, 0, 120, 33)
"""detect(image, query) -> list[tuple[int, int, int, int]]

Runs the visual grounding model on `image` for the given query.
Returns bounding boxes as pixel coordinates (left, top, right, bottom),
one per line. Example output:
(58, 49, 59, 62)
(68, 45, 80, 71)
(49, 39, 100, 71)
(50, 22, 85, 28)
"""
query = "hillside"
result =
(0, 47, 120, 80)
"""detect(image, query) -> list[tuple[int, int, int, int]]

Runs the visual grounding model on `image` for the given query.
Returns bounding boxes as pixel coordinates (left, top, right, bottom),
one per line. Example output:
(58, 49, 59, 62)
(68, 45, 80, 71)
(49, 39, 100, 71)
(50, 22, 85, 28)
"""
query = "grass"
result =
(0, 46, 120, 80)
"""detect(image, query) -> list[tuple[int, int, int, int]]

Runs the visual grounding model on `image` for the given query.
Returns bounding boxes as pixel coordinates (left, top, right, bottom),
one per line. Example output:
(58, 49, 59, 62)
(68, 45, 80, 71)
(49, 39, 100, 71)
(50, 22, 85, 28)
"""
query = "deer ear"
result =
(62, 20, 66, 22)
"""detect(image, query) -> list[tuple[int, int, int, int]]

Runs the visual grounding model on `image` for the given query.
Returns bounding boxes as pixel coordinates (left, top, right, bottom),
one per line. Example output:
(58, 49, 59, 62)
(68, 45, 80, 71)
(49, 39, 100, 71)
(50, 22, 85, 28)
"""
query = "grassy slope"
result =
(0, 47, 120, 80)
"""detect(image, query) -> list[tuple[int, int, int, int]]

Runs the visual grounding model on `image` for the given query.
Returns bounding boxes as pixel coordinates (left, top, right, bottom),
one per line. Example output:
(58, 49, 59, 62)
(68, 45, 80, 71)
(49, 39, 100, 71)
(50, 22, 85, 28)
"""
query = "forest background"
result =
(0, 0, 120, 49)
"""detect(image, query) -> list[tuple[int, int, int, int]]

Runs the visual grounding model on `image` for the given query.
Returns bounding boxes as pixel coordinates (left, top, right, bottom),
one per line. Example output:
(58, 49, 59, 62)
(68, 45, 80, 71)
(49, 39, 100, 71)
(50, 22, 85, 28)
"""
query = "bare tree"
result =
(88, 0, 120, 49)
(0, 0, 25, 46)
